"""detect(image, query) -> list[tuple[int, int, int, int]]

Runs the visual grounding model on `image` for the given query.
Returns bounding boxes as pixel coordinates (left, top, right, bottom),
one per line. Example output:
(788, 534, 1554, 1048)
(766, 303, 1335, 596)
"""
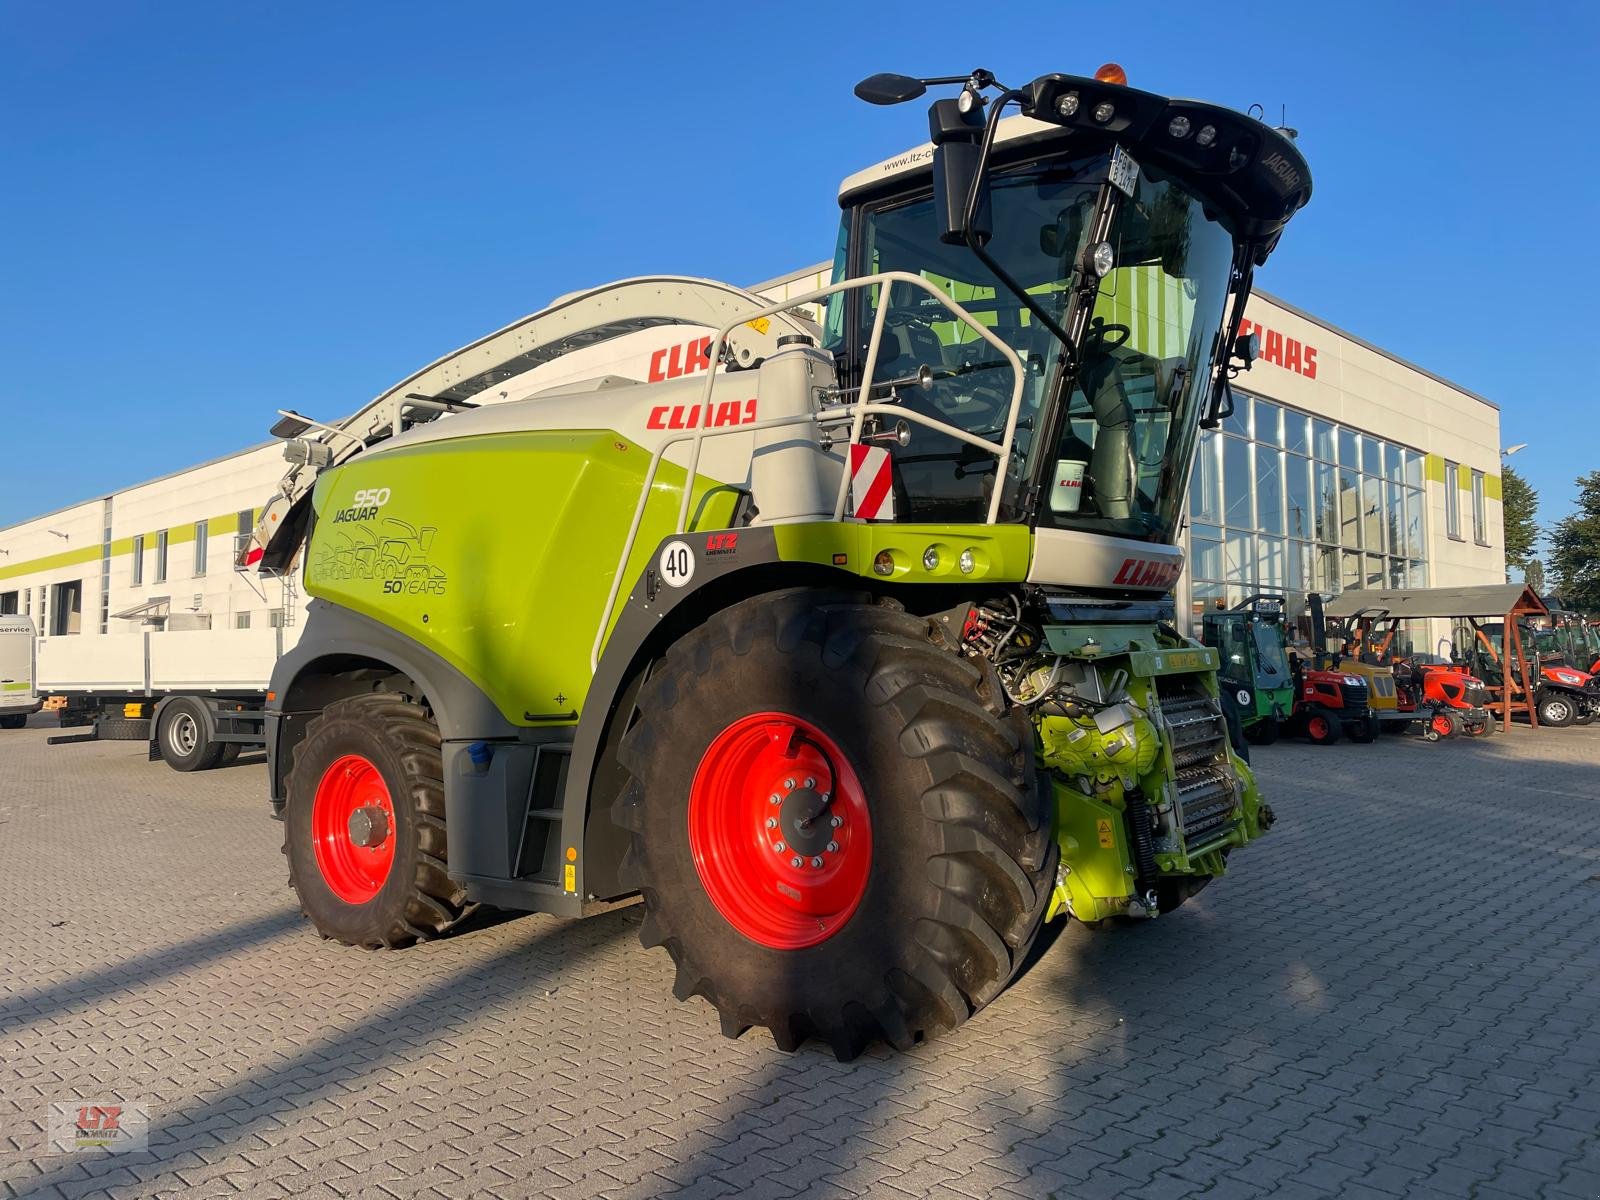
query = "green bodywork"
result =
(1035, 624, 1266, 922)
(303, 430, 1266, 924)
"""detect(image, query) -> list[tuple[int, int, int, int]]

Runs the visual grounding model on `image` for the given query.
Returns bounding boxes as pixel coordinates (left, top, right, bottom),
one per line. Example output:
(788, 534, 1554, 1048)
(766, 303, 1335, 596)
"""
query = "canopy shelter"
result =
(1321, 584, 1547, 730)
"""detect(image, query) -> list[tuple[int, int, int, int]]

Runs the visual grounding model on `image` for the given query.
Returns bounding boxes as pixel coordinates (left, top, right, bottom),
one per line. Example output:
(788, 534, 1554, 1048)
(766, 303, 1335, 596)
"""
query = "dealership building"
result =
(2, 271, 1504, 661)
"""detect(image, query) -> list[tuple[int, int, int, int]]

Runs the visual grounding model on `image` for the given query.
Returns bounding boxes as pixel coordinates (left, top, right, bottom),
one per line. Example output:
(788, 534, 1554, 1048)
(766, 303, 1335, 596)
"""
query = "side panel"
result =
(302, 430, 741, 729)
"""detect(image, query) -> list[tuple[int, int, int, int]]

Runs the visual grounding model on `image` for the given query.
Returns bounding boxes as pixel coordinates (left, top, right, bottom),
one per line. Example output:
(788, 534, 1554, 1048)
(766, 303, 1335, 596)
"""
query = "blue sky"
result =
(3, 1, 1595, 540)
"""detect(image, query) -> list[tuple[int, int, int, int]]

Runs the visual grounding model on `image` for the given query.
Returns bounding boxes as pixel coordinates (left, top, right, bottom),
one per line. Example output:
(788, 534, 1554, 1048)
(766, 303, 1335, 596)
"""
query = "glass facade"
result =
(1186, 391, 1428, 641)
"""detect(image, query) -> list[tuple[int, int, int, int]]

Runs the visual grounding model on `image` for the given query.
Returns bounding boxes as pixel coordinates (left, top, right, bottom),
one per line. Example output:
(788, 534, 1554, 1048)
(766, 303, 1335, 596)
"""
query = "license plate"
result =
(1110, 146, 1139, 197)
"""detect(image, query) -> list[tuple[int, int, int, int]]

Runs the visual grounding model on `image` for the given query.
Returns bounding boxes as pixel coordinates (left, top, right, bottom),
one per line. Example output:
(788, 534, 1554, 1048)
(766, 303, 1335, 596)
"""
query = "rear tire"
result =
(616, 593, 1056, 1060)
(157, 698, 225, 771)
(0, 714, 26, 730)
(283, 694, 468, 949)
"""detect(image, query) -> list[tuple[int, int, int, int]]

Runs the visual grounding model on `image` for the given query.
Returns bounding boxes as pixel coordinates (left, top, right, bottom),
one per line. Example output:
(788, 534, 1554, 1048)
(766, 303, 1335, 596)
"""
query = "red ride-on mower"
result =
(1392, 657, 1494, 741)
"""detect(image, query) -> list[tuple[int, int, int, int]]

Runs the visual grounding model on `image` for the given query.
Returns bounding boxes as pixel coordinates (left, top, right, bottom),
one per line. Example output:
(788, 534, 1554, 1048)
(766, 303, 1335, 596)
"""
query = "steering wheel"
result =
(1083, 317, 1130, 353)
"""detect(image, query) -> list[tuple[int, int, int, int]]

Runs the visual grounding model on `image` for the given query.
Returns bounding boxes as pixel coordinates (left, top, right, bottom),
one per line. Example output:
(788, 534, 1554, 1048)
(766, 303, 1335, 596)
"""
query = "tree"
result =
(1526, 559, 1545, 594)
(1549, 470, 1600, 612)
(1501, 465, 1539, 582)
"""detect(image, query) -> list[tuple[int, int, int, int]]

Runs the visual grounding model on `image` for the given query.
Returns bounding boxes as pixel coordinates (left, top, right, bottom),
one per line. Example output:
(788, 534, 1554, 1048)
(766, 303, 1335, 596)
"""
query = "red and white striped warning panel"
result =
(849, 445, 895, 521)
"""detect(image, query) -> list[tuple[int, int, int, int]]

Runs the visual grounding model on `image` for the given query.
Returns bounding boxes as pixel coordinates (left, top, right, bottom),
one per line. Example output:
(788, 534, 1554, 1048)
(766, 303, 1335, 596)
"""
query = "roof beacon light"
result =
(1094, 63, 1127, 85)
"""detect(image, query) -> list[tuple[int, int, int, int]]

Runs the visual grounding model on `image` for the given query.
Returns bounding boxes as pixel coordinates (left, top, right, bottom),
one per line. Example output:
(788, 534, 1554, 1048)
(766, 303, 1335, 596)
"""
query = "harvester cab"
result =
(1200, 593, 1294, 744)
(247, 63, 1312, 1057)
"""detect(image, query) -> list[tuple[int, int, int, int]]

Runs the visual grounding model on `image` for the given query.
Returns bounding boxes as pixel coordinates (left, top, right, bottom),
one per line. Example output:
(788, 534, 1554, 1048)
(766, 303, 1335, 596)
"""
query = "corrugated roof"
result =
(1322, 584, 1544, 620)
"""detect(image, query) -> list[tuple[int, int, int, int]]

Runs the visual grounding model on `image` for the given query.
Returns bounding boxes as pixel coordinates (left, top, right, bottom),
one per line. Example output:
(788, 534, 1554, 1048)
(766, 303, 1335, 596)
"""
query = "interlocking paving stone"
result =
(1, 713, 1598, 1198)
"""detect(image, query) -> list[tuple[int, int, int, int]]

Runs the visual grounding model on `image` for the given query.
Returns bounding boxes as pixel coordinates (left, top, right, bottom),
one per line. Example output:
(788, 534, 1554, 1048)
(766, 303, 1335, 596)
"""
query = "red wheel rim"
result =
(687, 712, 872, 950)
(312, 753, 397, 904)
(1431, 714, 1453, 737)
(1308, 715, 1328, 740)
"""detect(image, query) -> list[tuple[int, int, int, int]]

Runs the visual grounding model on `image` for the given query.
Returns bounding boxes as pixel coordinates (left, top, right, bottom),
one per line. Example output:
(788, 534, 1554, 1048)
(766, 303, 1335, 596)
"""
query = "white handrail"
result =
(589, 272, 1028, 672)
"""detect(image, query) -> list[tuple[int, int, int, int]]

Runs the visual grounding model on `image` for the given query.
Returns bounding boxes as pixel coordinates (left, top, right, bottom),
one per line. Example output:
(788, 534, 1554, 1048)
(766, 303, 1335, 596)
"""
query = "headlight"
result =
(1344, 676, 1362, 687)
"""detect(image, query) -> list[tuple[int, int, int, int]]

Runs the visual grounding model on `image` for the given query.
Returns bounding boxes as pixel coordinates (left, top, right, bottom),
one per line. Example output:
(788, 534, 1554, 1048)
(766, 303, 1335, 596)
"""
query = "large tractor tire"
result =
(1537, 692, 1576, 728)
(0, 714, 28, 730)
(283, 694, 468, 949)
(157, 697, 225, 772)
(616, 593, 1056, 1060)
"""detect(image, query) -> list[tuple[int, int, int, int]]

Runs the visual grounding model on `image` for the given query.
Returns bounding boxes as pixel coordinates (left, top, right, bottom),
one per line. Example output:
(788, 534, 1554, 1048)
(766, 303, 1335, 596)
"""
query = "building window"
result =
(194, 519, 209, 576)
(235, 612, 252, 630)
(0, 591, 16, 615)
(235, 509, 255, 565)
(1444, 462, 1461, 539)
(269, 609, 287, 628)
(155, 530, 169, 583)
(1471, 470, 1487, 545)
(1186, 397, 1429, 631)
(132, 534, 145, 586)
(49, 580, 83, 636)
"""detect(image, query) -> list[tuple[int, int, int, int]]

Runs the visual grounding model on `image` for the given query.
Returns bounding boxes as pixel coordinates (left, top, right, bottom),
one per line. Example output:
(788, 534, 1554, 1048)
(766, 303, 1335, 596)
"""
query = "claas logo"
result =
(1112, 557, 1182, 589)
(647, 399, 758, 431)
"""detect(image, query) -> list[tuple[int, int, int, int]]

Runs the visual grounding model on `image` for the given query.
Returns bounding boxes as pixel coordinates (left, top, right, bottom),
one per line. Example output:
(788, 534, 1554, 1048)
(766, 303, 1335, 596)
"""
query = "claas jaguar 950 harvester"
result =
(243, 64, 1311, 1058)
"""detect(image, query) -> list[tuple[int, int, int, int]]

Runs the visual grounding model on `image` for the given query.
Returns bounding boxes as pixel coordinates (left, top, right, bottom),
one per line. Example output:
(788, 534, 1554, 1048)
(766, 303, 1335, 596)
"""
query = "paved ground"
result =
(1, 712, 1598, 1200)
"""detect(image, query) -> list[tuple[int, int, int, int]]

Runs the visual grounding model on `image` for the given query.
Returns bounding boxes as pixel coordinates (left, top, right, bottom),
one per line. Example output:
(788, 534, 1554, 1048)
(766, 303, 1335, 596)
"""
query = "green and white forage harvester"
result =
(245, 63, 1311, 1058)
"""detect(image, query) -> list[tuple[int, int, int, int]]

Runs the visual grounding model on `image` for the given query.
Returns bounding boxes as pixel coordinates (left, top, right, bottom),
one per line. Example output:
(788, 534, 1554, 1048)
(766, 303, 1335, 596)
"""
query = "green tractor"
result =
(1200, 594, 1296, 745)
(246, 64, 1310, 1057)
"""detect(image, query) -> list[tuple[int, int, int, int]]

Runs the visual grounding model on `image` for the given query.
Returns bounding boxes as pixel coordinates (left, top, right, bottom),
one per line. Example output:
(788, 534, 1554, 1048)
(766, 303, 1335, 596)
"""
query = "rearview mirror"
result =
(853, 73, 927, 105)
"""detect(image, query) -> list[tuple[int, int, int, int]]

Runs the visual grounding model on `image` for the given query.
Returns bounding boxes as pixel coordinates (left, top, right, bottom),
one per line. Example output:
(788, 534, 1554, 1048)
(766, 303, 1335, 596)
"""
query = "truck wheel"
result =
(1304, 710, 1341, 745)
(157, 698, 225, 771)
(0, 714, 26, 730)
(616, 593, 1055, 1060)
(1537, 694, 1575, 728)
(283, 694, 467, 949)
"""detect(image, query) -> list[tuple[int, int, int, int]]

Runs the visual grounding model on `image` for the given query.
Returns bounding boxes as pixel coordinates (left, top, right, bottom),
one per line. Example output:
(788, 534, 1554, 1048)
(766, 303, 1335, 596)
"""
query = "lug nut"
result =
(826, 841, 839, 853)
(830, 815, 842, 828)
(765, 817, 777, 829)
(811, 856, 824, 868)
(784, 778, 796, 791)
(804, 777, 816, 789)
(791, 856, 804, 868)
(774, 841, 786, 852)
(769, 793, 781, 805)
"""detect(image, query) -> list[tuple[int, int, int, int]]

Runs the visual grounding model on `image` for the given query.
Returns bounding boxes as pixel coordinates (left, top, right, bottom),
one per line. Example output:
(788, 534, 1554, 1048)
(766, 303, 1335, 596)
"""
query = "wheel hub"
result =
(311, 754, 397, 904)
(347, 805, 391, 849)
(687, 712, 872, 951)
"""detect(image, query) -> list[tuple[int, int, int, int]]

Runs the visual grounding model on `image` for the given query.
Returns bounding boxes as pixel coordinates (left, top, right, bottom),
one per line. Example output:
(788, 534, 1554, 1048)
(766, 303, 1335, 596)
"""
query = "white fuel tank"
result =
(748, 339, 845, 525)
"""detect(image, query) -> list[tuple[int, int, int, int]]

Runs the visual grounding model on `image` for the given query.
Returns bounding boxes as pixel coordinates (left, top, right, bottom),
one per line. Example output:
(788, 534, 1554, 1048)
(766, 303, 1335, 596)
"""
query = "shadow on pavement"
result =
(9, 908, 636, 1197)
(0, 909, 302, 1039)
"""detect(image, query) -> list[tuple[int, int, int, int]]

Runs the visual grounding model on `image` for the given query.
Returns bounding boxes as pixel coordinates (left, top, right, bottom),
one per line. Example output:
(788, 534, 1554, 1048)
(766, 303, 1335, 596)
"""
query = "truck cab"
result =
(0, 616, 40, 729)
